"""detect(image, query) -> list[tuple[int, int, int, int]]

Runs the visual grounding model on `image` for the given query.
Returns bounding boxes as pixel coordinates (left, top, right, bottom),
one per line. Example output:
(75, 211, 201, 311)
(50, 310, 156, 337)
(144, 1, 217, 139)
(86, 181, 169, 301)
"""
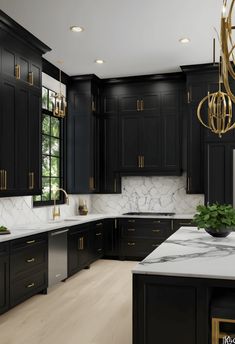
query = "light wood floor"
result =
(0, 259, 137, 344)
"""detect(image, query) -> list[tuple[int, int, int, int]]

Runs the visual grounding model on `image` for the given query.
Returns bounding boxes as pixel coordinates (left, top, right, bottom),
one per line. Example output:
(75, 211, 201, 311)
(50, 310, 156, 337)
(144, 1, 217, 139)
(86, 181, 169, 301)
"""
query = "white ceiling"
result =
(0, 0, 222, 78)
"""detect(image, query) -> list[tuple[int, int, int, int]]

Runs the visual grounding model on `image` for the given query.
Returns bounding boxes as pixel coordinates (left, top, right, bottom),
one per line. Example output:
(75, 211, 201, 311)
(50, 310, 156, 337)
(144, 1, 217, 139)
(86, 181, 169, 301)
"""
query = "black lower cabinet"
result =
(90, 221, 104, 260)
(9, 233, 48, 307)
(133, 275, 197, 344)
(68, 225, 91, 277)
(173, 219, 195, 232)
(0, 243, 9, 314)
(104, 219, 120, 257)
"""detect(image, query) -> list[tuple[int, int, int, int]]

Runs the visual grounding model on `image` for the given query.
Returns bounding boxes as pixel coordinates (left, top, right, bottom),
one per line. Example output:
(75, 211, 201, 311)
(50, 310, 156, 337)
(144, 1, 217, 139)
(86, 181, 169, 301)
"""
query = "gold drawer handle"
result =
(0, 170, 7, 190)
(27, 283, 35, 288)
(97, 248, 102, 252)
(127, 242, 135, 246)
(78, 237, 84, 250)
(26, 258, 35, 263)
(26, 240, 36, 244)
(96, 222, 103, 227)
(152, 229, 161, 233)
(128, 220, 135, 223)
(127, 228, 136, 232)
(153, 220, 161, 224)
(15, 64, 21, 79)
(28, 71, 34, 86)
(152, 244, 158, 247)
(96, 232, 102, 236)
(29, 172, 35, 190)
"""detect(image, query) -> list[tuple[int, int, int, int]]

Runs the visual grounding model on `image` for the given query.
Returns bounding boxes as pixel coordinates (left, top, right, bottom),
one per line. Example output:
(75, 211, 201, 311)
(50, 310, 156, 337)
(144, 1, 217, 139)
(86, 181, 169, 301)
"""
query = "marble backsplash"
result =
(0, 195, 91, 227)
(91, 175, 204, 215)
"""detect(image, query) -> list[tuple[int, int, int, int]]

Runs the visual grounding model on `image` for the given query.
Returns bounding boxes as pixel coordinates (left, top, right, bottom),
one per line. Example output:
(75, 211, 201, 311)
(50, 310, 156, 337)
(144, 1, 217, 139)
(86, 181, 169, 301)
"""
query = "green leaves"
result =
(193, 203, 235, 231)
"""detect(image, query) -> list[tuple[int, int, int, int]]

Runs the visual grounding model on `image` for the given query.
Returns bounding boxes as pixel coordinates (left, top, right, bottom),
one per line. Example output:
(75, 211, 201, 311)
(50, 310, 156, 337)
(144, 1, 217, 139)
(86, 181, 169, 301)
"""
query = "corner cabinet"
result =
(67, 76, 101, 194)
(0, 243, 9, 315)
(0, 10, 50, 197)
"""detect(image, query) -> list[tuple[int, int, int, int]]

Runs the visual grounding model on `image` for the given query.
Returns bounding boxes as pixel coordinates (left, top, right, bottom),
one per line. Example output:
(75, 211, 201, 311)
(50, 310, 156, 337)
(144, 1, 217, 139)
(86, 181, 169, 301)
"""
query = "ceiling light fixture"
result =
(179, 37, 190, 44)
(70, 26, 84, 33)
(95, 59, 105, 64)
(53, 64, 67, 119)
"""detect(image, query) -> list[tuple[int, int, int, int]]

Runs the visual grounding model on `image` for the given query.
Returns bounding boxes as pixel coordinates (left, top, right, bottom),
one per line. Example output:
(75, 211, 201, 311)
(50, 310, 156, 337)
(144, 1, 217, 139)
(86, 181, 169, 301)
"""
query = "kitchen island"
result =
(132, 227, 235, 344)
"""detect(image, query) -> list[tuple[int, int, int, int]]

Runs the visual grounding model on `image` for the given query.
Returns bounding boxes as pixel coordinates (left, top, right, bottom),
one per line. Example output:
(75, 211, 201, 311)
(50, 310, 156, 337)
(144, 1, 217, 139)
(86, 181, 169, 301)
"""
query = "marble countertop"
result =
(133, 227, 235, 280)
(0, 213, 194, 243)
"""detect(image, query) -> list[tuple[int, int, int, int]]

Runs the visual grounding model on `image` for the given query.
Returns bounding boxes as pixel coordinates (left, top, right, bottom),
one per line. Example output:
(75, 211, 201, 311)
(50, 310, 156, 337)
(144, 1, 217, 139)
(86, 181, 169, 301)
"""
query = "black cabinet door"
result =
(0, 247, 9, 315)
(68, 227, 91, 277)
(119, 114, 140, 171)
(104, 219, 120, 257)
(141, 113, 161, 170)
(90, 221, 104, 259)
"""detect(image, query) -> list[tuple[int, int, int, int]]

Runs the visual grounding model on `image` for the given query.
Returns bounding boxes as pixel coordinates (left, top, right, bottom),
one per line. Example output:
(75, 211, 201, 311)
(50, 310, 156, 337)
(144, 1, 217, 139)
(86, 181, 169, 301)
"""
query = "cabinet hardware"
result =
(97, 248, 102, 252)
(115, 219, 117, 229)
(152, 244, 158, 248)
(140, 100, 144, 111)
(4, 170, 7, 190)
(0, 170, 4, 190)
(28, 71, 34, 86)
(127, 228, 136, 232)
(187, 176, 190, 191)
(127, 242, 135, 246)
(128, 219, 135, 223)
(26, 283, 35, 288)
(15, 64, 21, 79)
(89, 176, 95, 191)
(96, 222, 103, 227)
(29, 172, 34, 190)
(26, 258, 35, 263)
(187, 90, 191, 104)
(137, 99, 140, 111)
(26, 240, 36, 244)
(96, 232, 102, 236)
(171, 220, 174, 231)
(152, 229, 161, 233)
(114, 178, 117, 192)
(78, 237, 84, 250)
(153, 220, 161, 224)
(137, 155, 141, 168)
(92, 100, 96, 112)
(141, 156, 145, 168)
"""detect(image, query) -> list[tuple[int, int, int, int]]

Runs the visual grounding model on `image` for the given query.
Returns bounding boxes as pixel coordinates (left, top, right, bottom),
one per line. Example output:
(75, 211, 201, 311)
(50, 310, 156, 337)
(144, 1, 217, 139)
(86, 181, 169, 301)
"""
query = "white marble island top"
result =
(133, 227, 235, 280)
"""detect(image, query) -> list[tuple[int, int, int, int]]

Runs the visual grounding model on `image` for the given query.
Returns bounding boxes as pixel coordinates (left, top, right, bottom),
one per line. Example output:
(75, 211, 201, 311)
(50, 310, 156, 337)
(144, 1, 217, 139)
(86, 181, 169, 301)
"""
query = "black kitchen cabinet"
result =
(173, 218, 195, 232)
(68, 224, 92, 277)
(181, 65, 218, 194)
(67, 76, 101, 194)
(205, 142, 235, 205)
(0, 10, 50, 197)
(101, 94, 121, 193)
(90, 221, 104, 259)
(104, 219, 120, 257)
(9, 233, 48, 307)
(0, 243, 9, 315)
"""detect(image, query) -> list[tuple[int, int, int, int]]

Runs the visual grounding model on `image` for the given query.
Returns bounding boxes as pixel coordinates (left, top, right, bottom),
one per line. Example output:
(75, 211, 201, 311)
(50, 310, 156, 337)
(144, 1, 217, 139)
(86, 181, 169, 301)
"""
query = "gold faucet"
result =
(52, 188, 69, 220)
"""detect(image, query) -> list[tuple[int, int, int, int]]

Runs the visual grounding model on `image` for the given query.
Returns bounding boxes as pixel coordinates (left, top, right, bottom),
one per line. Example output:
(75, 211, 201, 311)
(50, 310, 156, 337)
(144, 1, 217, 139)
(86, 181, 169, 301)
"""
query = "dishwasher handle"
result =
(50, 229, 69, 236)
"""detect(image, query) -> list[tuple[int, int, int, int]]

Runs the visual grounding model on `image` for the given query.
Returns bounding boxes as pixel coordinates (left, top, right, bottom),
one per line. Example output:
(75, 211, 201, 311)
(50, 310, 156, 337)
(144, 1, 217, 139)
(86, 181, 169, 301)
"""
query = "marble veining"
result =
(133, 227, 235, 280)
(92, 175, 204, 214)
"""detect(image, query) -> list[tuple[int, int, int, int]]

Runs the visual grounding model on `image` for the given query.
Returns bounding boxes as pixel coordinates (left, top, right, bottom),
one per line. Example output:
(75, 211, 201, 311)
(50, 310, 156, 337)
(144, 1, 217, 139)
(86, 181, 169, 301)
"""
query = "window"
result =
(34, 86, 64, 205)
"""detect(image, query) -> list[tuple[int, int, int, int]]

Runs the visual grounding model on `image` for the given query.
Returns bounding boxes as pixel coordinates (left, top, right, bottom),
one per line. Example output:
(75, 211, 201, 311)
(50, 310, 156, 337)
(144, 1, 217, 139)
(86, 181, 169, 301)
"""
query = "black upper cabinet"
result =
(118, 80, 183, 175)
(67, 76, 100, 194)
(101, 94, 121, 193)
(0, 10, 50, 196)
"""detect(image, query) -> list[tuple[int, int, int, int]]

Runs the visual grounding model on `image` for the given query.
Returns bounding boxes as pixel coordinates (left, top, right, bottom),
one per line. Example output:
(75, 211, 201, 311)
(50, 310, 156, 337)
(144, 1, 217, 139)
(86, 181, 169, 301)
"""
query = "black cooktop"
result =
(123, 212, 175, 216)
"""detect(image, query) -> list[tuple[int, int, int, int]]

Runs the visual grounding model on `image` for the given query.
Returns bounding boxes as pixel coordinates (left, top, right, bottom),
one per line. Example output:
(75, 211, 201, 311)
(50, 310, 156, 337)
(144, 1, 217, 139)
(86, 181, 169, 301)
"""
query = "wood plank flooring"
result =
(0, 260, 137, 344)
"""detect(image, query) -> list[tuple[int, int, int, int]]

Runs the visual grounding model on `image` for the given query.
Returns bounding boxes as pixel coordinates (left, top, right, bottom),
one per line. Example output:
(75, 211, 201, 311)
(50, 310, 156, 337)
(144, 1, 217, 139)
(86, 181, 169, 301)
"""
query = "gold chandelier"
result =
(53, 69, 67, 118)
(197, 1, 235, 137)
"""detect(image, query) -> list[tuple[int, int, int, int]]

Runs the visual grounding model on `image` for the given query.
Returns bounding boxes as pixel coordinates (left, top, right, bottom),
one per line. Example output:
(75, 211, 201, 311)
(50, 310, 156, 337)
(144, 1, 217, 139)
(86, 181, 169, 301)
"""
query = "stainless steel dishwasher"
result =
(48, 228, 69, 288)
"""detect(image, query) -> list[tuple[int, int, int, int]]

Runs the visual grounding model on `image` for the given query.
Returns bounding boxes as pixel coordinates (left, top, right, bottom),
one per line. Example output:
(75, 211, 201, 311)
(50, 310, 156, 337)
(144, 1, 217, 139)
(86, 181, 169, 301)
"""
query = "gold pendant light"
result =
(53, 68, 67, 118)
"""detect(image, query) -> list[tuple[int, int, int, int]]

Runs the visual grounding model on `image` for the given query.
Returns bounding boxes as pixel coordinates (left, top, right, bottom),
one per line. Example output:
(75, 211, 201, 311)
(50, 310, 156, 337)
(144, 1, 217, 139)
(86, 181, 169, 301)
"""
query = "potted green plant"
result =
(193, 203, 235, 237)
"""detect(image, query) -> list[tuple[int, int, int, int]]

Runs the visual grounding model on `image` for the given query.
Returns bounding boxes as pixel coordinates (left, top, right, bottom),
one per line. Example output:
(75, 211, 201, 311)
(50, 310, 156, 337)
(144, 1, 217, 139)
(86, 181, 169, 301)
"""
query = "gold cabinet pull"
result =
(187, 89, 192, 104)
(26, 283, 35, 288)
(187, 176, 191, 191)
(128, 219, 135, 223)
(89, 177, 95, 191)
(138, 155, 141, 168)
(171, 220, 174, 231)
(4, 170, 7, 190)
(152, 244, 158, 248)
(152, 229, 161, 233)
(0, 170, 4, 190)
(141, 156, 145, 168)
(137, 100, 140, 111)
(92, 99, 96, 112)
(96, 222, 103, 227)
(114, 219, 117, 229)
(127, 228, 136, 232)
(28, 72, 34, 86)
(127, 242, 135, 246)
(29, 172, 34, 190)
(26, 240, 36, 244)
(153, 220, 161, 224)
(141, 100, 144, 111)
(78, 237, 84, 250)
(96, 232, 102, 236)
(15, 64, 21, 79)
(26, 258, 35, 263)
(97, 248, 102, 252)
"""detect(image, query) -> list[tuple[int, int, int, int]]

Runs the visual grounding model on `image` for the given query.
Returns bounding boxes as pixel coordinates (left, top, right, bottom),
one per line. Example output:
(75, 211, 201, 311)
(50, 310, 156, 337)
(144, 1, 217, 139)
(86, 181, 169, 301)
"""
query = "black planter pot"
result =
(205, 228, 232, 238)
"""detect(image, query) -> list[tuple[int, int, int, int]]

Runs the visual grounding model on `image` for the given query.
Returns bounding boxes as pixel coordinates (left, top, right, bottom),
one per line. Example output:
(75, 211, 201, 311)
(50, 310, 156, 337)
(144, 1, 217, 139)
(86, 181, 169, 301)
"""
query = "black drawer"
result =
(94, 221, 104, 229)
(69, 223, 90, 234)
(121, 238, 162, 258)
(120, 218, 170, 239)
(173, 219, 195, 232)
(10, 270, 47, 307)
(10, 243, 47, 279)
(10, 233, 47, 251)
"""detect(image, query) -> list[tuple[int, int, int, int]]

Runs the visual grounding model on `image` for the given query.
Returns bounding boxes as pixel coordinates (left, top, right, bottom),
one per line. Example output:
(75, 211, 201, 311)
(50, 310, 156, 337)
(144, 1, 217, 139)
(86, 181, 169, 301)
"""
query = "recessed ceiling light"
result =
(95, 59, 105, 64)
(179, 37, 190, 44)
(70, 26, 84, 33)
